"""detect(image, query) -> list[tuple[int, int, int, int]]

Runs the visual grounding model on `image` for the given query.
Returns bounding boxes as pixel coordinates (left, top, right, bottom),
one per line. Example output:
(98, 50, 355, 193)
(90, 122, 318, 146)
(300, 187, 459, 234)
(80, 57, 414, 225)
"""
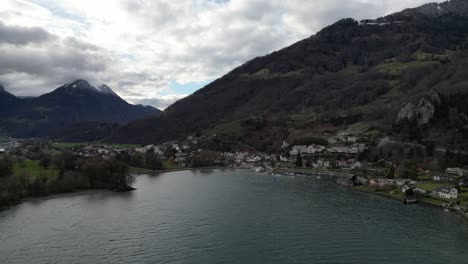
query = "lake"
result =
(1, 169, 468, 264)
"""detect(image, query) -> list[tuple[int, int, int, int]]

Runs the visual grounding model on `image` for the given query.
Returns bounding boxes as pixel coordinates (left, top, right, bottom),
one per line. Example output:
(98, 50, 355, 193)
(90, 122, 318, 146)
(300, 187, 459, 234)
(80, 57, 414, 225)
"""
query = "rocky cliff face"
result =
(396, 91, 441, 126)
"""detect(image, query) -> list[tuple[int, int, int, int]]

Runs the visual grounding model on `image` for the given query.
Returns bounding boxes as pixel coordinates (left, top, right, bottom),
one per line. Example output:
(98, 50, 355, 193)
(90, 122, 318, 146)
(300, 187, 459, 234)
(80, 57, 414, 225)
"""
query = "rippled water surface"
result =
(1, 169, 468, 264)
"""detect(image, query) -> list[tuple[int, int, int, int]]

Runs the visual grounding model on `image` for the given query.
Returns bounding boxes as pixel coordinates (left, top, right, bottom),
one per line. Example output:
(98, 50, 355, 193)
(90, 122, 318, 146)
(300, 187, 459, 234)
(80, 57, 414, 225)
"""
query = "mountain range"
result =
(110, 0, 468, 152)
(0, 80, 161, 139)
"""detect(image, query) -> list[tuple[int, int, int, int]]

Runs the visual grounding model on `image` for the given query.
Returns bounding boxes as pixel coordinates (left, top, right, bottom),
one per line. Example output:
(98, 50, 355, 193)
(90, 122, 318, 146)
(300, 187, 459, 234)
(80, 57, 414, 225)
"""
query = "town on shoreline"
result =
(1, 132, 468, 222)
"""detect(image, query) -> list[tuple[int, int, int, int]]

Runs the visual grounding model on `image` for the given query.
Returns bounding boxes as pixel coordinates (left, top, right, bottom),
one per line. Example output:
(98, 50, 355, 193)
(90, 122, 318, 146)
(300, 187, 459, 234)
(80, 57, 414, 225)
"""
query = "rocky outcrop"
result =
(396, 91, 441, 126)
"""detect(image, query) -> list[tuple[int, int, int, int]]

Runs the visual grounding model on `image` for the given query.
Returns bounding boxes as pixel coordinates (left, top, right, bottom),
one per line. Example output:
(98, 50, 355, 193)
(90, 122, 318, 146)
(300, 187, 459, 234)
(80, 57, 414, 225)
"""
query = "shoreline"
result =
(129, 166, 230, 175)
(22, 189, 114, 203)
(273, 167, 468, 225)
(351, 185, 468, 224)
(1, 167, 230, 211)
(272, 167, 353, 178)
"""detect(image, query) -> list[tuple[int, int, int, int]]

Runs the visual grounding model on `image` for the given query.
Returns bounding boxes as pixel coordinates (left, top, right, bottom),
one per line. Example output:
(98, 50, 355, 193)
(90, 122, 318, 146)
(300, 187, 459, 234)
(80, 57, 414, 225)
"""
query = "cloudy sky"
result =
(0, 0, 443, 109)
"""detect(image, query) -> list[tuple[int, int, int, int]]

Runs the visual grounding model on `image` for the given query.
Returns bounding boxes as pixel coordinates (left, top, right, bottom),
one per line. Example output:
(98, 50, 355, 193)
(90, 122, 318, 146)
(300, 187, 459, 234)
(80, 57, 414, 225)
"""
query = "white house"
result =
(306, 145, 325, 154)
(434, 187, 458, 199)
(414, 187, 427, 195)
(446, 167, 467, 177)
(351, 161, 362, 169)
(246, 155, 261, 163)
(401, 185, 411, 193)
(434, 175, 450, 182)
(328, 145, 359, 154)
(0, 148, 5, 153)
(289, 145, 307, 155)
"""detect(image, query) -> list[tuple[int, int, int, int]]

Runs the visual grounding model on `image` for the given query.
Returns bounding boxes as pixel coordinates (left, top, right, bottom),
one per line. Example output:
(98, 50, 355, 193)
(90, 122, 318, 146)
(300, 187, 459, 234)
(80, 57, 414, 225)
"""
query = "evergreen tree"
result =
(295, 152, 303, 168)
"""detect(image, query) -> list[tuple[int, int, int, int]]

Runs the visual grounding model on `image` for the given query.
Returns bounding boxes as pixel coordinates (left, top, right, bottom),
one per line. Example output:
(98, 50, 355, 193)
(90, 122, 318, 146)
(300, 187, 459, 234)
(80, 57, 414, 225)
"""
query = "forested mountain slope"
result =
(114, 0, 468, 152)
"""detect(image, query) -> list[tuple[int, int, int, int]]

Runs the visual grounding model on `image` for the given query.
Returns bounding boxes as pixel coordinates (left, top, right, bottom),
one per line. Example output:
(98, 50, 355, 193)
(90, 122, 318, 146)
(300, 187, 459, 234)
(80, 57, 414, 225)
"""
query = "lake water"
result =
(1, 169, 468, 264)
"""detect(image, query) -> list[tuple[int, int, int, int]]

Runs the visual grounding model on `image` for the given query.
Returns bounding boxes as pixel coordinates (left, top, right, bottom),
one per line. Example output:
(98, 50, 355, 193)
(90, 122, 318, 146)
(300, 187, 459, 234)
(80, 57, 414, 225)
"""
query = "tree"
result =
(51, 151, 76, 171)
(18, 157, 26, 168)
(295, 152, 303, 168)
(39, 153, 51, 169)
(0, 155, 13, 178)
(164, 148, 177, 159)
(191, 150, 219, 168)
(82, 157, 135, 190)
(82, 157, 108, 188)
(115, 150, 131, 164)
(108, 159, 133, 189)
(386, 165, 396, 179)
(399, 163, 418, 180)
(425, 141, 435, 156)
(145, 149, 162, 170)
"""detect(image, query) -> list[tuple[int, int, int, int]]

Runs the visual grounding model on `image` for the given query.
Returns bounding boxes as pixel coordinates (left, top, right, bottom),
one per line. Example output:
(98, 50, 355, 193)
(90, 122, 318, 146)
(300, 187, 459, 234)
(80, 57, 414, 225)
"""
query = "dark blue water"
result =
(1, 169, 468, 264)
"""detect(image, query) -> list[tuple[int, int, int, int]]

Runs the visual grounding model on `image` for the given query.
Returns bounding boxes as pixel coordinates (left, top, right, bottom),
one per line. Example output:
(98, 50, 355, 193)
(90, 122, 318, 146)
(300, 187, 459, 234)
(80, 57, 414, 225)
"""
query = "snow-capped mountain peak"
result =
(59, 80, 119, 97)
(97, 84, 118, 96)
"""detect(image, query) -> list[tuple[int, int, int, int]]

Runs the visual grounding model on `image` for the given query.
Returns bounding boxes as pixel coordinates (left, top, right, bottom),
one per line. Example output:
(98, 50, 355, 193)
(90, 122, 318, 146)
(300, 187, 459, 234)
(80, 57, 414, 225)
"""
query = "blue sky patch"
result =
(168, 80, 211, 95)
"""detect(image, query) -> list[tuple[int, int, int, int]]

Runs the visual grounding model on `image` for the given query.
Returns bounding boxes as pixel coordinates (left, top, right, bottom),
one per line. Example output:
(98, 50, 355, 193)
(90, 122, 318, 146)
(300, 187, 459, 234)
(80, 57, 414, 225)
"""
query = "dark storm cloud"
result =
(0, 20, 55, 45)
(0, 22, 115, 96)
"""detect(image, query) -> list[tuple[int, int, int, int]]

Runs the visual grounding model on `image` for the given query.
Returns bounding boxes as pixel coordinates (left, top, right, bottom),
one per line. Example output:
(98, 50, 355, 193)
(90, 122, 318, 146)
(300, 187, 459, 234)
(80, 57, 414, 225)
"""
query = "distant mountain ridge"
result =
(406, 0, 468, 17)
(0, 80, 161, 138)
(111, 0, 468, 152)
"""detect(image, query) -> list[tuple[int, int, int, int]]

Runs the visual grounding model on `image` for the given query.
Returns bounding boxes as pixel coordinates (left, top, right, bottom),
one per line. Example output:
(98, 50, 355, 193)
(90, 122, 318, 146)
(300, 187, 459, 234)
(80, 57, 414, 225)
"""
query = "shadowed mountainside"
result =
(0, 80, 161, 138)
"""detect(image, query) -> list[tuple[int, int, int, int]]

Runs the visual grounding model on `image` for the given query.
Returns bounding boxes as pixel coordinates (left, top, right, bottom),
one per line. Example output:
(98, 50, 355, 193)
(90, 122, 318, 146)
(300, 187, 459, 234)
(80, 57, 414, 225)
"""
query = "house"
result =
(351, 161, 362, 169)
(434, 175, 451, 182)
(391, 179, 410, 187)
(337, 160, 348, 168)
(289, 145, 307, 156)
(347, 136, 357, 143)
(459, 177, 468, 187)
(0, 148, 5, 154)
(446, 167, 468, 177)
(327, 145, 359, 154)
(246, 155, 262, 163)
(414, 187, 427, 195)
(306, 145, 325, 154)
(401, 185, 411, 193)
(370, 179, 395, 191)
(433, 187, 458, 200)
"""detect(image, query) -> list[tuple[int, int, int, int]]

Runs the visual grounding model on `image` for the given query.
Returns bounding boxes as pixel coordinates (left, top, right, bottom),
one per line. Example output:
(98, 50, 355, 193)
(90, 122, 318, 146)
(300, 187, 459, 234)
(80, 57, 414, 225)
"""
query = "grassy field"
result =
(418, 197, 446, 206)
(353, 185, 404, 201)
(376, 61, 440, 76)
(129, 167, 159, 175)
(162, 161, 182, 170)
(352, 184, 453, 206)
(12, 160, 59, 179)
(210, 119, 244, 136)
(458, 188, 468, 205)
(417, 174, 433, 181)
(129, 160, 184, 174)
(416, 182, 450, 191)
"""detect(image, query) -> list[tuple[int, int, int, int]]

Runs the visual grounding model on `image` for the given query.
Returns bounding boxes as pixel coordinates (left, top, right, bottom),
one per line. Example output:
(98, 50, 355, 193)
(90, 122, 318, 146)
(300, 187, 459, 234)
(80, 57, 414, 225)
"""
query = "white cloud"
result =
(0, 0, 444, 108)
